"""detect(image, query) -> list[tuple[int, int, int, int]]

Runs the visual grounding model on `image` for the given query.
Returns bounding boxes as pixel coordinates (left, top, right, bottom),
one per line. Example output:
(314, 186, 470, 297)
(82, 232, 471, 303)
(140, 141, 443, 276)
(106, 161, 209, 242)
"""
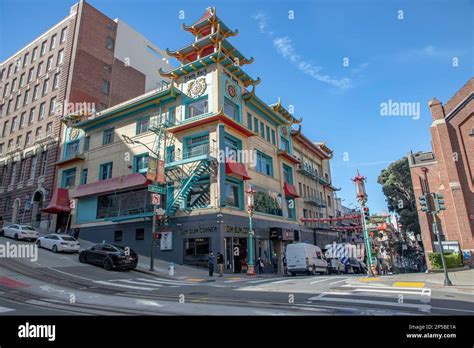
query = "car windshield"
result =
(61, 236, 76, 241)
(22, 226, 36, 231)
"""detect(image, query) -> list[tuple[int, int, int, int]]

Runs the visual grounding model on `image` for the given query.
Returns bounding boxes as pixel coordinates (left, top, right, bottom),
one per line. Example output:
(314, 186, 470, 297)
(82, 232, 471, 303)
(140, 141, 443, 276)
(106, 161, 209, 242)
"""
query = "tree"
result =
(377, 157, 420, 236)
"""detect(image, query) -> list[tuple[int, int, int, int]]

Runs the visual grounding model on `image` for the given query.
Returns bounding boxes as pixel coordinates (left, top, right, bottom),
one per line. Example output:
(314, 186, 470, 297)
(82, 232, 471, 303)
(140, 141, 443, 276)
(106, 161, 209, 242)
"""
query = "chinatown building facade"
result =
(58, 7, 341, 272)
(409, 78, 473, 267)
(0, 0, 171, 230)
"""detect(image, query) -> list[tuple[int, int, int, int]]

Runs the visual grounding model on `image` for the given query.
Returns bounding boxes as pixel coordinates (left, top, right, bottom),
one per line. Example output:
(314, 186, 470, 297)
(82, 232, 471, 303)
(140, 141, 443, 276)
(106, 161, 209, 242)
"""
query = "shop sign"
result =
(160, 231, 173, 250)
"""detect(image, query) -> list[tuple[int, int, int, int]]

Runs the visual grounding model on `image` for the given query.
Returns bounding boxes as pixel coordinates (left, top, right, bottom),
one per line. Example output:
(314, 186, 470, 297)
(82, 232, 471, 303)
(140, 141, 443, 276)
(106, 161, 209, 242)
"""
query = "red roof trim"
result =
(284, 182, 300, 198)
(72, 173, 151, 198)
(292, 133, 331, 159)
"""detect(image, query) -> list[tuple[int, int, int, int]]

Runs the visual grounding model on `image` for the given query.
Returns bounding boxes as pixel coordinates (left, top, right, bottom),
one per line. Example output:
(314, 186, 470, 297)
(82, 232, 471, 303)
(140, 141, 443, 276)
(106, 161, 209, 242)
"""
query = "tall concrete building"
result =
(0, 0, 171, 230)
(409, 78, 473, 267)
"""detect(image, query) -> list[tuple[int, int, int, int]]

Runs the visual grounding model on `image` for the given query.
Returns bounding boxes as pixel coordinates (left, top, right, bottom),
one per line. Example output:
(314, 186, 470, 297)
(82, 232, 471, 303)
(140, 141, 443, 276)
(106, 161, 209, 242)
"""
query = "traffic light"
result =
(363, 207, 370, 221)
(418, 195, 431, 212)
(433, 193, 445, 212)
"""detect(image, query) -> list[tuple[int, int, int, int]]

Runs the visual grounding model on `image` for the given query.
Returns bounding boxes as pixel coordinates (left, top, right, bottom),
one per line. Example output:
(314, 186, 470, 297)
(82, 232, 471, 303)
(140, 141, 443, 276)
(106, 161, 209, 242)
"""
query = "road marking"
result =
(249, 279, 276, 284)
(359, 277, 381, 282)
(0, 277, 30, 288)
(135, 278, 192, 286)
(393, 282, 425, 288)
(271, 279, 294, 284)
(343, 284, 431, 292)
(329, 279, 348, 285)
(113, 279, 165, 287)
(310, 278, 330, 284)
(0, 306, 15, 313)
(93, 280, 155, 291)
(186, 278, 206, 282)
(227, 277, 244, 280)
(319, 291, 353, 296)
(48, 267, 94, 281)
(353, 289, 425, 295)
(307, 295, 431, 312)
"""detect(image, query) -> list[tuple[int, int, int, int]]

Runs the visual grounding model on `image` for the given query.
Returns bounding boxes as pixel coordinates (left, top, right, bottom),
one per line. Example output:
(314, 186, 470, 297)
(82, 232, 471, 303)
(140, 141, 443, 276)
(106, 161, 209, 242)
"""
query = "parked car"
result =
(349, 257, 363, 273)
(36, 234, 80, 253)
(79, 243, 138, 271)
(327, 258, 345, 274)
(286, 243, 328, 276)
(3, 224, 39, 241)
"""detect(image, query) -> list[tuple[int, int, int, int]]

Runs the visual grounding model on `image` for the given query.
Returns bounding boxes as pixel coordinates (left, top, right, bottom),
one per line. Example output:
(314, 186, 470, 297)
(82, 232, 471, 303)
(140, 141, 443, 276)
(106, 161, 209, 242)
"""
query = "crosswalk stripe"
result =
(310, 278, 330, 284)
(113, 279, 165, 287)
(328, 279, 348, 285)
(343, 284, 430, 292)
(0, 306, 15, 313)
(136, 278, 192, 285)
(353, 289, 425, 295)
(94, 280, 155, 291)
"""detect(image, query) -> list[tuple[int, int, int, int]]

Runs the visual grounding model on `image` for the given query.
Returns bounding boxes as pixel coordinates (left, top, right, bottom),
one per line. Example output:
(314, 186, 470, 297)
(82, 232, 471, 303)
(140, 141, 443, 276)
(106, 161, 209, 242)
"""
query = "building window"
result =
(29, 156, 37, 180)
(4, 197, 11, 213)
(57, 49, 64, 65)
(186, 178, 210, 209)
(247, 113, 252, 130)
(23, 90, 30, 106)
(37, 62, 43, 77)
(33, 84, 39, 100)
(29, 108, 35, 124)
(271, 129, 276, 145)
(0, 143, 3, 155)
(65, 140, 79, 158)
(135, 228, 145, 241)
(254, 117, 259, 133)
(48, 97, 56, 115)
(266, 125, 271, 142)
(25, 131, 32, 146)
(50, 34, 57, 50)
(23, 53, 29, 67)
(10, 116, 17, 133)
(32, 47, 38, 62)
(184, 134, 209, 159)
(11, 78, 17, 93)
(114, 230, 123, 243)
(168, 107, 176, 124)
(43, 79, 49, 96)
(224, 98, 239, 121)
(10, 163, 17, 185)
(16, 135, 22, 147)
(35, 127, 42, 138)
(101, 80, 110, 95)
(19, 73, 25, 87)
(53, 73, 60, 89)
(225, 180, 241, 208)
(134, 153, 149, 173)
(97, 189, 152, 219)
(28, 67, 34, 82)
(260, 121, 265, 138)
(7, 139, 13, 151)
(39, 151, 48, 176)
(280, 136, 290, 152)
(19, 112, 26, 129)
(283, 164, 293, 184)
(256, 150, 273, 176)
(106, 37, 114, 50)
(327, 195, 332, 207)
(136, 117, 149, 135)
(2, 121, 8, 138)
(61, 168, 76, 188)
(47, 56, 53, 71)
(103, 128, 114, 145)
(83, 136, 90, 151)
(253, 187, 283, 216)
(6, 100, 11, 115)
(60, 27, 67, 43)
(186, 97, 208, 119)
(286, 198, 295, 220)
(100, 162, 113, 180)
(15, 95, 21, 110)
(3, 83, 8, 98)
(81, 168, 88, 185)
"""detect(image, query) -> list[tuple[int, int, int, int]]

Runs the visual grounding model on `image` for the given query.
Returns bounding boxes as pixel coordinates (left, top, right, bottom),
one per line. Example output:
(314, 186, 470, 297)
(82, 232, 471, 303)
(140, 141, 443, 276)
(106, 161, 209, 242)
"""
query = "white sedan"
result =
(36, 234, 80, 253)
(3, 224, 39, 241)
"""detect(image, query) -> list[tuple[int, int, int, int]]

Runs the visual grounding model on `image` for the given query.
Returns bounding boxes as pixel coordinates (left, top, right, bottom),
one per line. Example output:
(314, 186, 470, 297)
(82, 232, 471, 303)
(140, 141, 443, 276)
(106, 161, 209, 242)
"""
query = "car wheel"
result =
(52, 245, 58, 253)
(103, 258, 113, 271)
(36, 240, 41, 248)
(14, 234, 19, 241)
(312, 265, 317, 276)
(290, 272, 296, 276)
(79, 252, 86, 263)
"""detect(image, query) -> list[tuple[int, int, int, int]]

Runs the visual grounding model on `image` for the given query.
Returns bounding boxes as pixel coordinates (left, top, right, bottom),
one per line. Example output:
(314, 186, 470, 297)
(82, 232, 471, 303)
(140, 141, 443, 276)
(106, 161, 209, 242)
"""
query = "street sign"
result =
(151, 193, 161, 205)
(148, 185, 166, 194)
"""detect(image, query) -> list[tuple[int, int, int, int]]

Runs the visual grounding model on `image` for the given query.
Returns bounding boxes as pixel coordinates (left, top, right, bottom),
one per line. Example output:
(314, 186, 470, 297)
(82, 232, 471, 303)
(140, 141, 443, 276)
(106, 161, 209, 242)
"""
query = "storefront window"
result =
(184, 237, 210, 267)
(97, 189, 152, 219)
(225, 181, 240, 208)
(253, 187, 283, 216)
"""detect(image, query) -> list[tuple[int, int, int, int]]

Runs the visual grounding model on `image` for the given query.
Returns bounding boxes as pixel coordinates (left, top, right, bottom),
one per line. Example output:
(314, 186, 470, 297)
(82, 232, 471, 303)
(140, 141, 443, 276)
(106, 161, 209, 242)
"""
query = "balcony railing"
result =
(297, 163, 331, 186)
(303, 196, 327, 207)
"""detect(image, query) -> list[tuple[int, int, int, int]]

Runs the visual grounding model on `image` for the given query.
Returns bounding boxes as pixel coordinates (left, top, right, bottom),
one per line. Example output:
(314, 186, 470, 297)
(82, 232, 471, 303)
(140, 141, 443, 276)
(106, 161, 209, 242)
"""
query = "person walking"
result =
(217, 252, 224, 277)
(208, 251, 216, 277)
(257, 257, 264, 274)
(282, 254, 288, 275)
(272, 253, 278, 274)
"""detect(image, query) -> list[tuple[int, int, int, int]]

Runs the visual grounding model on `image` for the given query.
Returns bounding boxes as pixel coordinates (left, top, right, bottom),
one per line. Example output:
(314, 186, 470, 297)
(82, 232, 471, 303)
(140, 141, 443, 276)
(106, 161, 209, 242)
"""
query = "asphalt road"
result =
(1, 236, 473, 316)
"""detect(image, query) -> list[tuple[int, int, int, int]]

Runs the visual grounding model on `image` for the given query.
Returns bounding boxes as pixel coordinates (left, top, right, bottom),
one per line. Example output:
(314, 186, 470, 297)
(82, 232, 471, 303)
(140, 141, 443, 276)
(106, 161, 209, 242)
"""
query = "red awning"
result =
(284, 182, 300, 198)
(72, 173, 151, 198)
(225, 160, 251, 180)
(42, 188, 71, 214)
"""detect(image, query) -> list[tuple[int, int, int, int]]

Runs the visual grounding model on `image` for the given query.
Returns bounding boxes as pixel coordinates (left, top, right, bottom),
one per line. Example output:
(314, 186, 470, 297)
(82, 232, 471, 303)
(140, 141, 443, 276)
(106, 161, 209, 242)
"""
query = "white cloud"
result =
(252, 12, 273, 36)
(398, 45, 462, 60)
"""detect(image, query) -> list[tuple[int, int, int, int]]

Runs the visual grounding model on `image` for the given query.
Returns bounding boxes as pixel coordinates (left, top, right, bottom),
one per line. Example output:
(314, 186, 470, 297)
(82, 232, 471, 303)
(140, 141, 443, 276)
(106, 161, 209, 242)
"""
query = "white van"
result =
(286, 243, 328, 276)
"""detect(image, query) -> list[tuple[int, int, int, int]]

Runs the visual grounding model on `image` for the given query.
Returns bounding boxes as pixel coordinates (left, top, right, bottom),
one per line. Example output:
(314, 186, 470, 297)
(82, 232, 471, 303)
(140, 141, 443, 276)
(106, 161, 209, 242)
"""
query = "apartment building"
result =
(56, 7, 341, 272)
(0, 0, 171, 229)
(409, 78, 473, 267)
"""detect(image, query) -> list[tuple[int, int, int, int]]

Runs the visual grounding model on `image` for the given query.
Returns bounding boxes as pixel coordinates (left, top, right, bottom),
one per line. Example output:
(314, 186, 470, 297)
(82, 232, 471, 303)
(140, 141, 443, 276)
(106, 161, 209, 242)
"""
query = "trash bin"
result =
(168, 262, 175, 276)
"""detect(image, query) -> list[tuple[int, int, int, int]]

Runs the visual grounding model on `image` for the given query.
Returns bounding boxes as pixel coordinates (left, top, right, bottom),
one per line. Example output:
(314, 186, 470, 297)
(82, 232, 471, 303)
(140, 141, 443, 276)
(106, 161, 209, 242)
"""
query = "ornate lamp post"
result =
(246, 185, 256, 276)
(352, 171, 375, 277)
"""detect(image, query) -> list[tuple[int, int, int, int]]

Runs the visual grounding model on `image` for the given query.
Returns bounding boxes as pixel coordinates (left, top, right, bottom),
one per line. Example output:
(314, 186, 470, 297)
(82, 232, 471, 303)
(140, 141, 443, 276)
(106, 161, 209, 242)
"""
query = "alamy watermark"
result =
(0, 241, 38, 262)
(380, 99, 420, 120)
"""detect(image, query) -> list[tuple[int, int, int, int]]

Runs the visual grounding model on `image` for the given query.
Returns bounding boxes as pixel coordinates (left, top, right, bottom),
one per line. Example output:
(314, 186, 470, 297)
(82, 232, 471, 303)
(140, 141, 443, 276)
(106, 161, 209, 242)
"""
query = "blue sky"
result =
(1, 0, 472, 213)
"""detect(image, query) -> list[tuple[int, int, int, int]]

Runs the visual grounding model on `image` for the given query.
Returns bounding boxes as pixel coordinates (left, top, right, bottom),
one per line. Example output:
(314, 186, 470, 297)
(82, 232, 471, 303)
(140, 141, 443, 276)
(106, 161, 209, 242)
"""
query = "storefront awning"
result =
(284, 182, 300, 198)
(72, 173, 151, 198)
(225, 160, 251, 180)
(42, 188, 71, 214)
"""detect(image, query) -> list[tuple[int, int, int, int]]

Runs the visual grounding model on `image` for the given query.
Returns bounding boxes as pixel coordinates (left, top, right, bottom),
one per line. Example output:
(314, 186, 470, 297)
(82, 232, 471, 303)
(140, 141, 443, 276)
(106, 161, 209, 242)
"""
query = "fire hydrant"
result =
(168, 262, 175, 277)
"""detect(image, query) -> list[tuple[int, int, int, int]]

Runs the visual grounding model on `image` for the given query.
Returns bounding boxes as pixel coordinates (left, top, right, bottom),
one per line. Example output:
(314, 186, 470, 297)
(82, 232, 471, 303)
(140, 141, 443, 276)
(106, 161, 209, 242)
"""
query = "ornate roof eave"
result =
(270, 98, 302, 125)
(242, 92, 292, 126)
(182, 8, 238, 37)
(292, 131, 332, 160)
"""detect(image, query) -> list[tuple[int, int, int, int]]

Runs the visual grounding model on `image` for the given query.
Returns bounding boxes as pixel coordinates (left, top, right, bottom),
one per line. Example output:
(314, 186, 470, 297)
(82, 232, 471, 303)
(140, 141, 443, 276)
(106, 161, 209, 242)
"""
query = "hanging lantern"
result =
(352, 170, 368, 204)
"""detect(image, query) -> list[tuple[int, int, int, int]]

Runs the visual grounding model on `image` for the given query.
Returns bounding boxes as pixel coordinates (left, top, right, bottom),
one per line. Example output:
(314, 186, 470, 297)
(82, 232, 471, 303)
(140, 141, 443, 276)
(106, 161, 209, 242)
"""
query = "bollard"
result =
(168, 262, 175, 277)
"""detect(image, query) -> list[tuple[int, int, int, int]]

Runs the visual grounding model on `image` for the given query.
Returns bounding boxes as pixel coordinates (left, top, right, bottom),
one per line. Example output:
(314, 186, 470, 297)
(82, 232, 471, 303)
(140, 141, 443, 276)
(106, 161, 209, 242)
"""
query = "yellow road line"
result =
(227, 277, 243, 280)
(187, 278, 206, 282)
(359, 277, 381, 282)
(393, 282, 425, 288)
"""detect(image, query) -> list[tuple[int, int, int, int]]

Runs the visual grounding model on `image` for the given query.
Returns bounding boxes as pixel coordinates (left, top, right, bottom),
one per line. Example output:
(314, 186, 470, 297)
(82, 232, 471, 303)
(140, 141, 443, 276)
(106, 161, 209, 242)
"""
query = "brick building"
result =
(409, 78, 473, 266)
(0, 0, 171, 230)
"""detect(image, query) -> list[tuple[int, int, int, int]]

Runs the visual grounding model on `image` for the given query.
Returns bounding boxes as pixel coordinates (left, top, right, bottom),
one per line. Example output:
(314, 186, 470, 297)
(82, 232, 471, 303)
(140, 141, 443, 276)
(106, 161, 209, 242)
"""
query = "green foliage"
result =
(428, 252, 462, 269)
(254, 191, 282, 216)
(377, 157, 420, 235)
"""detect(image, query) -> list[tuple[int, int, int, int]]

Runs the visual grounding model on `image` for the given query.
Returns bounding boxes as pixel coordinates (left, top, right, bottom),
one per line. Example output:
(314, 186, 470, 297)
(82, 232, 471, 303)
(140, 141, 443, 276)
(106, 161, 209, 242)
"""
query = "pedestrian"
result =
(282, 254, 288, 275)
(272, 253, 278, 274)
(257, 257, 264, 274)
(208, 251, 215, 277)
(217, 252, 224, 277)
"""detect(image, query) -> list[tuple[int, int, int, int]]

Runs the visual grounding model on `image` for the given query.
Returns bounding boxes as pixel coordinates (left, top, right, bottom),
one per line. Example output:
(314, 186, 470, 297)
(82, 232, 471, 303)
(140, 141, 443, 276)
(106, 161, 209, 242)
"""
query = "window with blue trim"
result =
(287, 197, 296, 220)
(266, 125, 271, 142)
(271, 129, 276, 145)
(224, 136, 240, 162)
(254, 117, 259, 133)
(81, 168, 88, 185)
(168, 107, 176, 125)
(61, 168, 76, 188)
(103, 127, 114, 145)
(224, 98, 239, 122)
(225, 179, 242, 208)
(65, 140, 80, 158)
(134, 153, 149, 173)
(256, 150, 273, 176)
(186, 96, 208, 119)
(166, 145, 175, 163)
(136, 117, 150, 135)
(283, 164, 293, 184)
(100, 162, 113, 180)
(280, 136, 290, 152)
(83, 136, 90, 151)
(247, 113, 252, 130)
(184, 134, 209, 159)
(260, 121, 265, 138)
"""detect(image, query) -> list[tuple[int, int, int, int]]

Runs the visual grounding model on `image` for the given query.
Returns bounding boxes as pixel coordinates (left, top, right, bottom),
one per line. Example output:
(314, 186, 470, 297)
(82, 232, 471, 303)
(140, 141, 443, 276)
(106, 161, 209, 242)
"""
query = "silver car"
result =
(36, 234, 80, 253)
(3, 224, 39, 241)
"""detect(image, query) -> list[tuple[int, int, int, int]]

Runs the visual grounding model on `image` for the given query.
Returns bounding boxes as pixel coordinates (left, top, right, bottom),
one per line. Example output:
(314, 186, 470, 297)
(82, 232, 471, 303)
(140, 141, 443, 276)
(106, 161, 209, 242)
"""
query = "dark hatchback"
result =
(79, 243, 138, 271)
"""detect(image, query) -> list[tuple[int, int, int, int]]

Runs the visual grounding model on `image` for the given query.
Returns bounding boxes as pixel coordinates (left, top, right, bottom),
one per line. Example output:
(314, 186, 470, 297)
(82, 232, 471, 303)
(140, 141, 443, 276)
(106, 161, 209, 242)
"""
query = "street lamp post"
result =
(246, 186, 256, 276)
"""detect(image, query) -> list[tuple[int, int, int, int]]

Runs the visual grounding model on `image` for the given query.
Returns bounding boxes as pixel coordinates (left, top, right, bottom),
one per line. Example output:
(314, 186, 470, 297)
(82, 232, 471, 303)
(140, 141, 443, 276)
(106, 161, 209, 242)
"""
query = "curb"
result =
(427, 265, 470, 273)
